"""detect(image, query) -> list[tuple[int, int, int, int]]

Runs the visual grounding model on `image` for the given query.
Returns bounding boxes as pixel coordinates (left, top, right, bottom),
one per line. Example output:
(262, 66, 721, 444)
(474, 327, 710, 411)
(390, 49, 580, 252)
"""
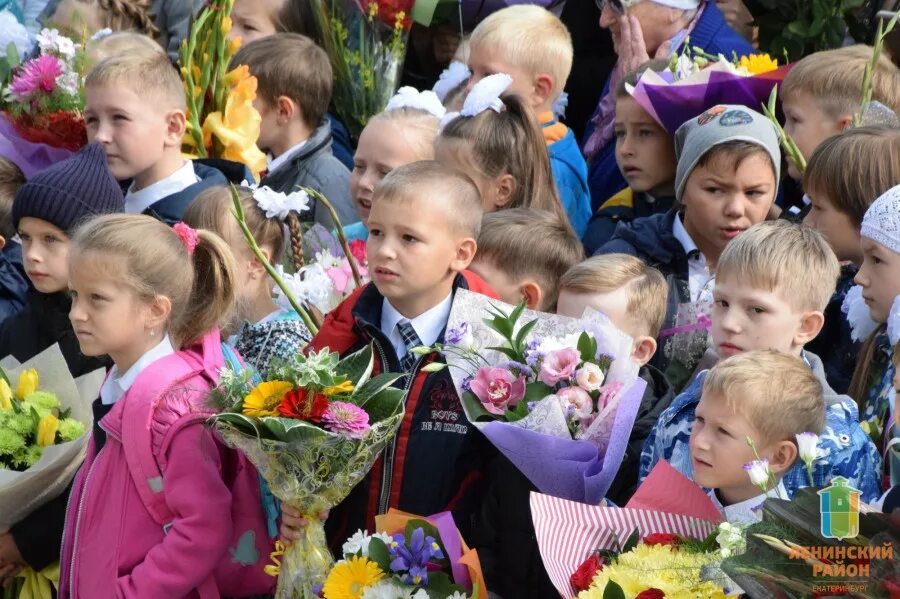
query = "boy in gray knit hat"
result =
(596, 104, 781, 390)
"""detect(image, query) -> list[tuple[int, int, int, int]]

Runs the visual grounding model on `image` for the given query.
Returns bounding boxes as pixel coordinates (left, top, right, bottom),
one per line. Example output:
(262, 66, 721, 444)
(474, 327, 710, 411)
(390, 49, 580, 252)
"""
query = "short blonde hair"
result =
(475, 208, 584, 307)
(716, 220, 840, 313)
(781, 45, 900, 117)
(469, 5, 573, 98)
(559, 254, 667, 338)
(703, 350, 826, 445)
(85, 53, 186, 110)
(87, 31, 165, 64)
(367, 108, 440, 161)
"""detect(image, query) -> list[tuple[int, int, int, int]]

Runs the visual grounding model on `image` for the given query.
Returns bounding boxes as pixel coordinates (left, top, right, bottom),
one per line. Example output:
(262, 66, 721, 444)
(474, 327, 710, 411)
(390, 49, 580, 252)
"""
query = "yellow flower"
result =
(738, 53, 778, 75)
(222, 15, 232, 36)
(242, 381, 293, 417)
(322, 556, 384, 599)
(323, 380, 355, 396)
(37, 414, 60, 447)
(0, 379, 11, 409)
(16, 369, 38, 400)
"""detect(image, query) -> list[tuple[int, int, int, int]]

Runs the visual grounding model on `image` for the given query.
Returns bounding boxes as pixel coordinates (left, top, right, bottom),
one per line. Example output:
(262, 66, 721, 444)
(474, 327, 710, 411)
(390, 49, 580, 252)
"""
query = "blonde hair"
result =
(475, 208, 584, 308)
(703, 350, 826, 445)
(87, 31, 165, 64)
(716, 220, 840, 313)
(71, 0, 159, 37)
(559, 254, 667, 338)
(781, 45, 900, 117)
(71, 214, 237, 347)
(366, 108, 440, 161)
(374, 161, 483, 238)
(0, 158, 24, 240)
(85, 53, 186, 110)
(469, 4, 573, 98)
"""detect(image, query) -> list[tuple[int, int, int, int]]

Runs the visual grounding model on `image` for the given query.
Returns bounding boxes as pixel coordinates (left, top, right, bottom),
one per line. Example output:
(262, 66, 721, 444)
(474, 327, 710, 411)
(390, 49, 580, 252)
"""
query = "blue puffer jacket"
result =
(583, 1, 755, 208)
(639, 351, 883, 503)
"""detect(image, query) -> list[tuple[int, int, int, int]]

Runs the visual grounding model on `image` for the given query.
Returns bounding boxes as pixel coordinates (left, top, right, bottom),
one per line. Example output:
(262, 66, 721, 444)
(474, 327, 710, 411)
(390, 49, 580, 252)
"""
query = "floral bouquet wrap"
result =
(430, 290, 647, 505)
(208, 345, 406, 598)
(0, 344, 105, 599)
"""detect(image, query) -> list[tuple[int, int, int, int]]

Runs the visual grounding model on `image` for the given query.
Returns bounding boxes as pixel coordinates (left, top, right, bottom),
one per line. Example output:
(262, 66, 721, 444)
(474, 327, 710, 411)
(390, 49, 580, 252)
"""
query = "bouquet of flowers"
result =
(0, 27, 86, 176)
(311, 0, 414, 139)
(322, 509, 487, 598)
(430, 291, 646, 505)
(179, 0, 266, 178)
(0, 344, 105, 599)
(208, 344, 406, 598)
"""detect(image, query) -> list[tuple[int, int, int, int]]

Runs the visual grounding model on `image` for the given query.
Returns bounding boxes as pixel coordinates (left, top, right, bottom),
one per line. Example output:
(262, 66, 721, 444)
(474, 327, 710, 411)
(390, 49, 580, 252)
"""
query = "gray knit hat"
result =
(673, 104, 781, 202)
(13, 143, 124, 232)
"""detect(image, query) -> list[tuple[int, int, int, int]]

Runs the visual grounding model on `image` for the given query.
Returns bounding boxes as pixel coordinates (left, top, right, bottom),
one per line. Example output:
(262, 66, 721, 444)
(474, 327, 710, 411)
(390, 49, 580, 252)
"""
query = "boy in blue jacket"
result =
(640, 220, 882, 503)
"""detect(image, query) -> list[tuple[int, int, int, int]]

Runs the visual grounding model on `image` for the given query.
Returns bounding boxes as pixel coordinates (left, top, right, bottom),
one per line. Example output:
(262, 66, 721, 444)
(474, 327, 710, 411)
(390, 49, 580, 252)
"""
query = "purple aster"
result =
(461, 375, 473, 392)
(497, 360, 531, 375)
(445, 321, 469, 345)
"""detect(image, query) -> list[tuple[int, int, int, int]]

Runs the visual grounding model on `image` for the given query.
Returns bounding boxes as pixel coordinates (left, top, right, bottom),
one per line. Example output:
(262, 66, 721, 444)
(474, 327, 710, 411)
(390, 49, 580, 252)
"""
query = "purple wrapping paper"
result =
(481, 377, 647, 505)
(0, 114, 74, 178)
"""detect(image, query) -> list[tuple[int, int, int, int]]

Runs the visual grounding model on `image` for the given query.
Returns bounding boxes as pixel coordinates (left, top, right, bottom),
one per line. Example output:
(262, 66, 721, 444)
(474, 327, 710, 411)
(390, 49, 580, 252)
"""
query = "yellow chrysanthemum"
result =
(202, 66, 267, 178)
(578, 544, 726, 599)
(324, 380, 355, 396)
(242, 381, 293, 417)
(738, 53, 778, 75)
(322, 556, 384, 599)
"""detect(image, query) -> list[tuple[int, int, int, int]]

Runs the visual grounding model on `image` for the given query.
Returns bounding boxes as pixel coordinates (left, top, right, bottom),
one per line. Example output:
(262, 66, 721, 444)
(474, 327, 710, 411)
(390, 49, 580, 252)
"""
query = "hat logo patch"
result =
(697, 105, 726, 125)
(718, 109, 754, 127)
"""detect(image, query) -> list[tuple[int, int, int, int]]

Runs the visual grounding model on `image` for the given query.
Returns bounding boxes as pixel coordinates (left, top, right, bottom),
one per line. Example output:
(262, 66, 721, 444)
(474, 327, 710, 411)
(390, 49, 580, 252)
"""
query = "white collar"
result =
(708, 482, 787, 524)
(381, 294, 453, 350)
(125, 161, 199, 215)
(100, 336, 176, 405)
(267, 138, 309, 175)
(672, 212, 701, 259)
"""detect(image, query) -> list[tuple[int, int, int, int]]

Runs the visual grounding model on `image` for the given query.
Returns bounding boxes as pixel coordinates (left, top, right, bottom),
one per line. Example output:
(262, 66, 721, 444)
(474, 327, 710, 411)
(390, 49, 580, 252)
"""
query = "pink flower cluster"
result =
(321, 401, 370, 438)
(469, 367, 525, 415)
(8, 55, 64, 102)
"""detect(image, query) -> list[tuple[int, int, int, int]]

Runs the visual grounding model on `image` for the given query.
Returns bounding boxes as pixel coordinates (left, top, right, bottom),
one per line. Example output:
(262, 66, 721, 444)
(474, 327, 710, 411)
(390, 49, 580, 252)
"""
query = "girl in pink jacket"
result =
(60, 214, 243, 598)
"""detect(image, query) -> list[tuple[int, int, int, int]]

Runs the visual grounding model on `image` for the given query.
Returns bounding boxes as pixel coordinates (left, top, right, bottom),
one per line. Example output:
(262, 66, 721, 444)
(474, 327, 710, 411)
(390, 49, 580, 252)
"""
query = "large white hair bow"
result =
(842, 284, 880, 342)
(385, 86, 446, 119)
(439, 72, 513, 130)
(432, 61, 471, 101)
(252, 186, 311, 221)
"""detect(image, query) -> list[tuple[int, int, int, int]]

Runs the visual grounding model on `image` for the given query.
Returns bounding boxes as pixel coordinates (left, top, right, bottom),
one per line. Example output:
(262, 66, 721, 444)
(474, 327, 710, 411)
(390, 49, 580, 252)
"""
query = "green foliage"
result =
(754, 0, 868, 61)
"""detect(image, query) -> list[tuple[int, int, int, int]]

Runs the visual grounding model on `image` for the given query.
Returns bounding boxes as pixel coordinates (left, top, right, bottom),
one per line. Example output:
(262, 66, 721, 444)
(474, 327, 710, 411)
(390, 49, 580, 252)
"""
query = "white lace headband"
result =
(843, 285, 900, 346)
(861, 183, 900, 254)
(240, 181, 311, 221)
(432, 61, 471, 102)
(385, 86, 446, 119)
(439, 72, 513, 130)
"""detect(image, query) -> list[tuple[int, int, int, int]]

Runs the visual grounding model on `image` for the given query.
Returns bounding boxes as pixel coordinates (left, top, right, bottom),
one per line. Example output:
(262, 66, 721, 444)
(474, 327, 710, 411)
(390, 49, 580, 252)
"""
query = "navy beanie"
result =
(13, 143, 125, 232)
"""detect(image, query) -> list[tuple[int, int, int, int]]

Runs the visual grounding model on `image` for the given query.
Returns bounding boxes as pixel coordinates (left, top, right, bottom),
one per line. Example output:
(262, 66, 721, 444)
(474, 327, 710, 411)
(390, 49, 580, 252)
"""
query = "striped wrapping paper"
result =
(530, 491, 721, 598)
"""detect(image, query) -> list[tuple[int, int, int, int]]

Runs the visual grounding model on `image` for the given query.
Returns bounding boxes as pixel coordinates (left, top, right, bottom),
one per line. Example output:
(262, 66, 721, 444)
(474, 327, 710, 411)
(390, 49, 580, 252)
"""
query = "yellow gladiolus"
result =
(201, 67, 267, 178)
(0, 378, 11, 409)
(323, 380, 355, 396)
(16, 369, 38, 400)
(222, 15, 233, 35)
(227, 36, 242, 55)
(738, 53, 778, 75)
(37, 414, 60, 447)
(243, 381, 293, 417)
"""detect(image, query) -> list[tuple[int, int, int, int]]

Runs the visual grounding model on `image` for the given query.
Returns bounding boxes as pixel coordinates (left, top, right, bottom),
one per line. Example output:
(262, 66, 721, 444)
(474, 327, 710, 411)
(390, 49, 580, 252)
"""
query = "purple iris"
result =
(388, 528, 444, 586)
(445, 321, 469, 345)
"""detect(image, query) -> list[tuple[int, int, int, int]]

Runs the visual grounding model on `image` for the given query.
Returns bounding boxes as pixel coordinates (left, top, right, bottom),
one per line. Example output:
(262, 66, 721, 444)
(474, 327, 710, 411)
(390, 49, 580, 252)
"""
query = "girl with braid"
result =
(46, 0, 159, 41)
(183, 185, 311, 376)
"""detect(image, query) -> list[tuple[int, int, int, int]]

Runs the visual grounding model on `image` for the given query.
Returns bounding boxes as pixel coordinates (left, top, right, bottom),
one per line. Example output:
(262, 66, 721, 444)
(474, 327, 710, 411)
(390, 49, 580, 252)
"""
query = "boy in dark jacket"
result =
(472, 254, 673, 598)
(596, 105, 781, 391)
(285, 162, 496, 548)
(0, 143, 122, 584)
(232, 34, 358, 229)
(0, 157, 27, 324)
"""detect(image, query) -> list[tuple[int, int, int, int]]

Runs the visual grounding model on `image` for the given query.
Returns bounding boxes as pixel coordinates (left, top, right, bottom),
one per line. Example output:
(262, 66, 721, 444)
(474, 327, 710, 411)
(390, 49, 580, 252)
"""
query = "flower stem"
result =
(855, 11, 900, 127)
(761, 85, 806, 175)
(303, 187, 363, 288)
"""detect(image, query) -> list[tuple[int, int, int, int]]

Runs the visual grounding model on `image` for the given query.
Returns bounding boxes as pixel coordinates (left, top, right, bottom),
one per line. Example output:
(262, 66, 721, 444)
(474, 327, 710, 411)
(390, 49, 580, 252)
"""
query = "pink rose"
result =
(540, 347, 580, 386)
(469, 367, 526, 415)
(557, 386, 593, 419)
(575, 363, 605, 392)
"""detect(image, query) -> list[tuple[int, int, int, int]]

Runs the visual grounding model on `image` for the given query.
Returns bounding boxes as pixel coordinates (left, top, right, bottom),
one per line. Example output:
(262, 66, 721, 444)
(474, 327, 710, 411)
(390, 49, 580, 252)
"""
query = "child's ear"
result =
(533, 73, 555, 109)
(493, 174, 516, 209)
(451, 237, 477, 272)
(836, 113, 854, 132)
(631, 335, 657, 366)
(147, 294, 173, 332)
(0, 235, 7, 252)
(768, 439, 798, 475)
(248, 248, 272, 280)
(276, 96, 299, 125)
(164, 109, 187, 147)
(519, 280, 545, 311)
(793, 310, 825, 348)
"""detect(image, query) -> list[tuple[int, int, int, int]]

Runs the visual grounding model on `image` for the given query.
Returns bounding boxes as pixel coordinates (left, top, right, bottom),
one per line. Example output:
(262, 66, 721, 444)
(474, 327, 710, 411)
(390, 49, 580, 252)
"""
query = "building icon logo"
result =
(818, 477, 861, 540)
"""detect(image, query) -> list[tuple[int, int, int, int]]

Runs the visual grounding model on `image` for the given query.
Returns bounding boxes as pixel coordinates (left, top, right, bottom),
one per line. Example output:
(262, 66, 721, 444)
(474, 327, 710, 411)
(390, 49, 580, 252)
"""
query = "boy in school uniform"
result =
(641, 220, 882, 502)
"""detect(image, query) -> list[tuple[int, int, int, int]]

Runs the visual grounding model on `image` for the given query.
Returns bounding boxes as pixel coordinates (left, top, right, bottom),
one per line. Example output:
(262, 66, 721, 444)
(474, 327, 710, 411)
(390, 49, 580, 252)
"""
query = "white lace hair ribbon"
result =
(888, 296, 900, 346)
(385, 86, 446, 119)
(439, 72, 513, 130)
(432, 61, 471, 102)
(842, 285, 880, 342)
(252, 186, 311, 220)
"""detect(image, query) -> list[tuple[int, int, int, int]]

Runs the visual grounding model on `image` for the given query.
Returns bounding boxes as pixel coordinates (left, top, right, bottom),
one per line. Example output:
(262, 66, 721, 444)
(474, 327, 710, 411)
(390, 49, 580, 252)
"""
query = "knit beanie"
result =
(673, 104, 781, 203)
(860, 183, 900, 254)
(13, 143, 124, 232)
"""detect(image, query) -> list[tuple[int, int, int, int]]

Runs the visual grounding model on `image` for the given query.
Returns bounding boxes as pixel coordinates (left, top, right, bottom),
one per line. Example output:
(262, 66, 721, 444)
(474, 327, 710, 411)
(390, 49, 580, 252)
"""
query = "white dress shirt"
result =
(672, 214, 714, 304)
(380, 294, 453, 362)
(100, 336, 176, 405)
(125, 161, 200, 214)
(267, 139, 308, 176)
(708, 481, 787, 524)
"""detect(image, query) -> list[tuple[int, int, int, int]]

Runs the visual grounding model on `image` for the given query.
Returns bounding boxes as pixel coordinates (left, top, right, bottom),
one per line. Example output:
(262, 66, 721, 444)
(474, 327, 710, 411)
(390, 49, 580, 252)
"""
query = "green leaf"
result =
(260, 416, 329, 443)
(335, 345, 374, 387)
(513, 318, 538, 352)
(523, 382, 552, 406)
(485, 346, 520, 361)
(362, 387, 405, 422)
(620, 528, 640, 553)
(577, 332, 597, 364)
(460, 390, 496, 422)
(423, 571, 465, 594)
(786, 21, 809, 36)
(367, 537, 392, 572)
(350, 372, 404, 408)
(504, 398, 532, 422)
(6, 42, 20, 69)
(603, 582, 626, 599)
(483, 314, 513, 340)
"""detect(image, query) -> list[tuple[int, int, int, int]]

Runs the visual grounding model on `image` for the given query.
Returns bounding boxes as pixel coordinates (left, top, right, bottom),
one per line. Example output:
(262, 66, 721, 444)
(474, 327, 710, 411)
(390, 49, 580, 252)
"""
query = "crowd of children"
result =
(0, 0, 899, 597)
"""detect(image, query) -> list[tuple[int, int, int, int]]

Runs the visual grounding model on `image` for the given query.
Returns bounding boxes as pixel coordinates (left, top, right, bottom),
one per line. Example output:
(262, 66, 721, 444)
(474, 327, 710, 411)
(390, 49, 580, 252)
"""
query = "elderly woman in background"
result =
(582, 0, 754, 210)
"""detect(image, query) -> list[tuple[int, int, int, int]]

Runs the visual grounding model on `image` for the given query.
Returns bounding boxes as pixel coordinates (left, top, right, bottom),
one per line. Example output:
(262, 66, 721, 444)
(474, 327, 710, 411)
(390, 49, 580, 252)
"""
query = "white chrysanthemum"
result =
(341, 529, 392, 558)
(55, 71, 79, 95)
(36, 28, 75, 59)
(252, 186, 311, 220)
(361, 580, 416, 599)
(0, 11, 32, 59)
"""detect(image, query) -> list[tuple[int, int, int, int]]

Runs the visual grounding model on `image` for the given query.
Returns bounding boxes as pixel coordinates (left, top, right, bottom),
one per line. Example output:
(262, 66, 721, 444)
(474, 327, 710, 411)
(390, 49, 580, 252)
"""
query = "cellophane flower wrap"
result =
(0, 344, 105, 599)
(208, 345, 406, 598)
(311, 0, 413, 139)
(438, 290, 647, 504)
(628, 48, 790, 134)
(322, 509, 487, 598)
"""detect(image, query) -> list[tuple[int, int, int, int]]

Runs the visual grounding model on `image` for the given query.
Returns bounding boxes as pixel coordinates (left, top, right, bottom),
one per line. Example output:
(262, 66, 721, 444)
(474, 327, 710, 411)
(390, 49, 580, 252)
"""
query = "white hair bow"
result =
(385, 86, 446, 119)
(439, 72, 513, 130)
(252, 186, 311, 220)
(432, 61, 471, 102)
(842, 285, 880, 342)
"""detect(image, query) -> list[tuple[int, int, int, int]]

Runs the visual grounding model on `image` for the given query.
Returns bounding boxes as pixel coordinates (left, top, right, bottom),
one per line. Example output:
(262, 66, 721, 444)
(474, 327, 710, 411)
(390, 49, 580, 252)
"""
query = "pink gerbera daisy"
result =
(9, 55, 64, 101)
(321, 401, 370, 439)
